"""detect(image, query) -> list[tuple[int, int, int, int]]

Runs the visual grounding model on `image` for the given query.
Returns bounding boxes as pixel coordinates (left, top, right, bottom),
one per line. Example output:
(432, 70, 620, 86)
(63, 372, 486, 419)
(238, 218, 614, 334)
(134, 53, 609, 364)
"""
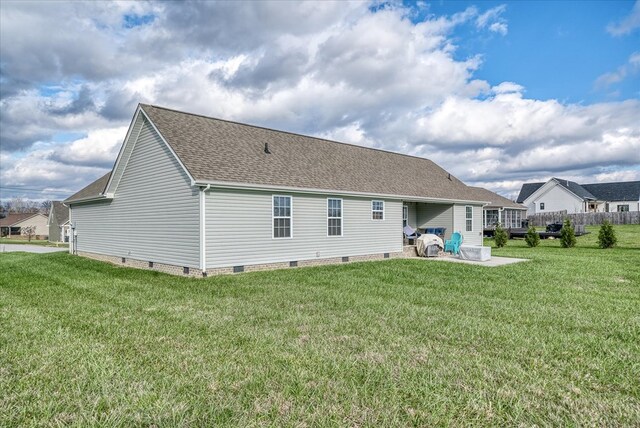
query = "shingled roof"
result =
(552, 178, 596, 200)
(517, 178, 639, 204)
(469, 187, 527, 209)
(50, 201, 69, 225)
(582, 181, 640, 202)
(64, 172, 111, 203)
(517, 178, 595, 203)
(138, 104, 485, 202)
(516, 182, 544, 203)
(0, 212, 41, 227)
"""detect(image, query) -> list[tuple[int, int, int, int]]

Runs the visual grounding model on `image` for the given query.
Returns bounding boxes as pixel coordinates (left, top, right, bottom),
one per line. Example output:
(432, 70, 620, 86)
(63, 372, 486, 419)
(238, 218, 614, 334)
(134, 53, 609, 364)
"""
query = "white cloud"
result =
(606, 0, 640, 36)
(48, 127, 128, 167)
(593, 169, 640, 182)
(491, 82, 524, 94)
(488, 22, 508, 36)
(595, 51, 640, 89)
(0, 1, 638, 202)
(476, 5, 508, 35)
(0, 148, 108, 198)
(413, 93, 639, 149)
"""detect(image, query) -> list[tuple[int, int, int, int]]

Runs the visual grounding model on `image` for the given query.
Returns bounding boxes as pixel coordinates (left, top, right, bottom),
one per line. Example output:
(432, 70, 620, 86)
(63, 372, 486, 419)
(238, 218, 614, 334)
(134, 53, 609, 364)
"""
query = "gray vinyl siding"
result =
(404, 202, 418, 229)
(71, 118, 200, 267)
(104, 113, 145, 195)
(453, 204, 483, 246)
(48, 212, 61, 242)
(416, 204, 454, 240)
(206, 189, 402, 268)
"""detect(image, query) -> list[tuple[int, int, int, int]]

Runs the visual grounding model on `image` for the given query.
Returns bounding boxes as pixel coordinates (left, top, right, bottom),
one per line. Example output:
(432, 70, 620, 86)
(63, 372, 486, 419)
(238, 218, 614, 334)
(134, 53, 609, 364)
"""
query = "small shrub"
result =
(525, 225, 540, 247)
(559, 218, 576, 248)
(597, 220, 617, 248)
(494, 223, 508, 248)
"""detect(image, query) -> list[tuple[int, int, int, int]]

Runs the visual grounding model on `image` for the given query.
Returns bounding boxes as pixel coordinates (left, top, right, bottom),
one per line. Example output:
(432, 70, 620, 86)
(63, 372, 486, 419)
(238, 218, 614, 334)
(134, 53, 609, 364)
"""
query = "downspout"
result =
(199, 184, 211, 275)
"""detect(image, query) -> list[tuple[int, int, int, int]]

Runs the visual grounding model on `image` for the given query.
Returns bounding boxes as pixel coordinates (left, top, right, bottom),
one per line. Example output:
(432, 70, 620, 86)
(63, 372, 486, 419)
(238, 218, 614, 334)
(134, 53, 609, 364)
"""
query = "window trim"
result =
(539, 202, 545, 210)
(372, 200, 385, 221)
(272, 195, 293, 239)
(403, 205, 408, 227)
(617, 204, 630, 212)
(484, 209, 499, 228)
(465, 205, 473, 232)
(327, 197, 344, 237)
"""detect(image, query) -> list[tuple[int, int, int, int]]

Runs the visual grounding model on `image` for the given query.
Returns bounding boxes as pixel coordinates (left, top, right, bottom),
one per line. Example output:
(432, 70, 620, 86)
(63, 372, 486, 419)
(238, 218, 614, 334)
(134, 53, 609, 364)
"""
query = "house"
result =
(48, 201, 70, 242)
(65, 104, 488, 276)
(0, 212, 49, 238)
(517, 178, 640, 215)
(468, 187, 528, 229)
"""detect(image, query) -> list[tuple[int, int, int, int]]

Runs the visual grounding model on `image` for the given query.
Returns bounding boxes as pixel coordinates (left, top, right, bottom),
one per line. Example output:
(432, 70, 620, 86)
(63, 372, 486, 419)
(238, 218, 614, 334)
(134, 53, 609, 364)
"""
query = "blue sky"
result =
(420, 0, 640, 103)
(0, 0, 638, 202)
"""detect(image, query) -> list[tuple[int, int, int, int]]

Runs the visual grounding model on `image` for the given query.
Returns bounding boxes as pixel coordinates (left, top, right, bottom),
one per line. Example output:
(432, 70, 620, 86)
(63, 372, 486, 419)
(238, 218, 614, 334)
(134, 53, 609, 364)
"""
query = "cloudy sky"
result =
(1, 0, 639, 201)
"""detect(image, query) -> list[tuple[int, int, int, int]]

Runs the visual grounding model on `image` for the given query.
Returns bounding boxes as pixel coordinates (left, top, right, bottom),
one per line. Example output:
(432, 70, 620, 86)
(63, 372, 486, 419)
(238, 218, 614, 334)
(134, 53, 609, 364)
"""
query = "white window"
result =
(403, 205, 408, 227)
(273, 195, 292, 238)
(327, 198, 343, 236)
(465, 206, 473, 232)
(618, 204, 629, 212)
(372, 200, 384, 220)
(485, 209, 499, 228)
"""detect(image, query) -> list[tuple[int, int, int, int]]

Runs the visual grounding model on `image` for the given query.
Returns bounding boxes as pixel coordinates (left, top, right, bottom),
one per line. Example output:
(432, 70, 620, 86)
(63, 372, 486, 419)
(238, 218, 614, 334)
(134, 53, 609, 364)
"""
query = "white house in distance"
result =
(0, 212, 49, 239)
(517, 178, 640, 216)
(64, 104, 489, 276)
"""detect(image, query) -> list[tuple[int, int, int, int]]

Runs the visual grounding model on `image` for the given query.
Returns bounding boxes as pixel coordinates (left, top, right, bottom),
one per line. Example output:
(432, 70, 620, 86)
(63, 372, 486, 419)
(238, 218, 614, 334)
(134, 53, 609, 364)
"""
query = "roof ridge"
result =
(140, 103, 460, 179)
(583, 180, 640, 186)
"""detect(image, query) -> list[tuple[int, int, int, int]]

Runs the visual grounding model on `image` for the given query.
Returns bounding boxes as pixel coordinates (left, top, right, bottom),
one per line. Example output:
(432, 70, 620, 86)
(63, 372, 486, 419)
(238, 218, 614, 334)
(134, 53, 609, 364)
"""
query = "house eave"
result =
(65, 195, 113, 205)
(194, 180, 486, 205)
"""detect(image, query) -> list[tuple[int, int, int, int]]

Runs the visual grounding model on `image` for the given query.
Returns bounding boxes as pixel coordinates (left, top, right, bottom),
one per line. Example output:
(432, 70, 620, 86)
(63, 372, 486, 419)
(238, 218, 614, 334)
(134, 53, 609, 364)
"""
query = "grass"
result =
(0, 238, 68, 247)
(1, 225, 638, 426)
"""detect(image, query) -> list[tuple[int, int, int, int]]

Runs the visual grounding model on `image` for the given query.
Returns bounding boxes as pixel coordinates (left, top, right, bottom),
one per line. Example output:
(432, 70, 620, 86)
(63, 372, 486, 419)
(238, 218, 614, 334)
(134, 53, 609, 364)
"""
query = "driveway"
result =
(0, 244, 68, 254)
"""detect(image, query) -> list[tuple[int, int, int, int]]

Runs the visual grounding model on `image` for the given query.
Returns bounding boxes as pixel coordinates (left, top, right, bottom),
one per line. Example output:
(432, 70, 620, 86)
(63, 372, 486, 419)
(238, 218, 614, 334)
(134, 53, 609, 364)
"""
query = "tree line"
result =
(0, 198, 52, 218)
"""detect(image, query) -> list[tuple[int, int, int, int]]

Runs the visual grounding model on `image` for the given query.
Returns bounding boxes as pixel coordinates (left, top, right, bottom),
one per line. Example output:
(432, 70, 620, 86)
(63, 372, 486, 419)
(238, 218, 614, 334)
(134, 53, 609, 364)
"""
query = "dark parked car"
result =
(545, 222, 563, 233)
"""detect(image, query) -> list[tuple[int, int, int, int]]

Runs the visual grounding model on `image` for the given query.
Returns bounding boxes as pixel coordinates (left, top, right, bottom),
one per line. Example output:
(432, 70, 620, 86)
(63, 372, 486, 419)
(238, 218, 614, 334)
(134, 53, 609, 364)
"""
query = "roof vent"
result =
(447, 173, 452, 180)
(264, 143, 271, 154)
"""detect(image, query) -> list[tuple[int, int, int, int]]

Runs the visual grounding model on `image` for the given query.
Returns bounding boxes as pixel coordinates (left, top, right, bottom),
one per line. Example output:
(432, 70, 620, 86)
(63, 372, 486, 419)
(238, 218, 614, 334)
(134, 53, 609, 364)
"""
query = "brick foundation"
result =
(403, 245, 419, 257)
(77, 251, 204, 277)
(76, 250, 406, 278)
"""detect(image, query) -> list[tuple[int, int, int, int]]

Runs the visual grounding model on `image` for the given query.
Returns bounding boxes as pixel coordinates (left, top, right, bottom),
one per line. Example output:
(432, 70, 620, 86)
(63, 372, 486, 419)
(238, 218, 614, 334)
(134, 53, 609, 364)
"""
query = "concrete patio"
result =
(421, 254, 529, 267)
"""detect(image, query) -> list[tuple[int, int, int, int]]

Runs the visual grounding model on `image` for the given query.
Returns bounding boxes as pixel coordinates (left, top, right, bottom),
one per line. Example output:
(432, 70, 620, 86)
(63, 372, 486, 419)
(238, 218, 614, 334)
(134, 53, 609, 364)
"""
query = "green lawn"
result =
(1, 226, 638, 426)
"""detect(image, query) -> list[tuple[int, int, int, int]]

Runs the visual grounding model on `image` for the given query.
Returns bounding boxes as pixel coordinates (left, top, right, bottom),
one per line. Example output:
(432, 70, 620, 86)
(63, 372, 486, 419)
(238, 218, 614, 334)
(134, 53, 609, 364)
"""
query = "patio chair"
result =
(403, 225, 421, 244)
(444, 232, 463, 255)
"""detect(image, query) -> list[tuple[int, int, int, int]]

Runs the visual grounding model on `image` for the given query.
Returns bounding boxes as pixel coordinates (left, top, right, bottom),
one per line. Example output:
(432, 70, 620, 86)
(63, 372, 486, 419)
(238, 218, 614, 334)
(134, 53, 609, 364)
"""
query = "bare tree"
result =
(21, 225, 36, 242)
(40, 200, 52, 215)
(6, 198, 39, 213)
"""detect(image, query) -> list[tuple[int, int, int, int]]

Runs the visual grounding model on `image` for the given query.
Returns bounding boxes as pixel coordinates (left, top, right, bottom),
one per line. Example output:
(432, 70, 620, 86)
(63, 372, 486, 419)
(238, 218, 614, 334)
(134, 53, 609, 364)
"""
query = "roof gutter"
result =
(194, 180, 487, 205)
(64, 194, 113, 205)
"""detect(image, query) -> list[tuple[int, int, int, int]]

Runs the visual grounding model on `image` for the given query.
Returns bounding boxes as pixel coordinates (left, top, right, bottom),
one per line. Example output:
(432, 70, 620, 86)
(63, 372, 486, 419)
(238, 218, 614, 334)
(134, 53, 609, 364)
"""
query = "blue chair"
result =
(444, 232, 463, 255)
(426, 227, 447, 238)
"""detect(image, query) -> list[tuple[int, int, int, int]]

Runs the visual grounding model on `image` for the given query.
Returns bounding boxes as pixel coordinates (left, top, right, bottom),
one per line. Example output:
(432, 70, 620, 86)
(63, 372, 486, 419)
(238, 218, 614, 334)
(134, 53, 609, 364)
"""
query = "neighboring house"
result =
(468, 187, 528, 229)
(48, 201, 70, 242)
(517, 178, 640, 215)
(65, 104, 487, 276)
(0, 212, 49, 238)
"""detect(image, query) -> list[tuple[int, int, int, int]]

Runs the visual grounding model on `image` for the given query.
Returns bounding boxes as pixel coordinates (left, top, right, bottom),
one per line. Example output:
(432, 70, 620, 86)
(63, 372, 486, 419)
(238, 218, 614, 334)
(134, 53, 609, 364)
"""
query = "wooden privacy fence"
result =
(528, 210, 640, 226)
